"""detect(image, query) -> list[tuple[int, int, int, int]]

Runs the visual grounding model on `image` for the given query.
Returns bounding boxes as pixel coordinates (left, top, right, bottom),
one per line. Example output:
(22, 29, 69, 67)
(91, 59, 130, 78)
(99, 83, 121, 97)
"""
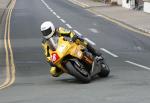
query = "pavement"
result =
(69, 0, 150, 35)
(0, 0, 150, 103)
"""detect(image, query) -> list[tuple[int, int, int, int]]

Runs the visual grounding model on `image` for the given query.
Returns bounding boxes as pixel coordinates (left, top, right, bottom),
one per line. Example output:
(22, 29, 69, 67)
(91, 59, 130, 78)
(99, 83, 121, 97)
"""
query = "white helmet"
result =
(41, 21, 55, 39)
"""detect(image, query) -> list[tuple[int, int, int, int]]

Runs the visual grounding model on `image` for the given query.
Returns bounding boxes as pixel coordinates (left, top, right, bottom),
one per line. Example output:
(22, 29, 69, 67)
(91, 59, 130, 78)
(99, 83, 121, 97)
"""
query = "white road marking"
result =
(100, 48, 119, 58)
(89, 28, 99, 33)
(134, 46, 142, 51)
(48, 8, 52, 11)
(66, 24, 72, 29)
(84, 38, 96, 45)
(56, 15, 61, 19)
(93, 23, 97, 26)
(125, 61, 150, 70)
(60, 19, 66, 23)
(97, 15, 102, 17)
(53, 12, 56, 15)
(41, 0, 52, 11)
(73, 30, 82, 36)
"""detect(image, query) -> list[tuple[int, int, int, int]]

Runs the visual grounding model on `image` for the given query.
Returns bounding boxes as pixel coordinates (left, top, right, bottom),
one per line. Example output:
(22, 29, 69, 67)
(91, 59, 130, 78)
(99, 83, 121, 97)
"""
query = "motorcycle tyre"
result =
(98, 61, 110, 77)
(65, 61, 91, 83)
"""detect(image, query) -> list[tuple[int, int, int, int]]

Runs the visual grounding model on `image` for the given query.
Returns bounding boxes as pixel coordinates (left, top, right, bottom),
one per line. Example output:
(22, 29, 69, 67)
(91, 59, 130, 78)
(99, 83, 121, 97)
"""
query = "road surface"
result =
(0, 0, 150, 103)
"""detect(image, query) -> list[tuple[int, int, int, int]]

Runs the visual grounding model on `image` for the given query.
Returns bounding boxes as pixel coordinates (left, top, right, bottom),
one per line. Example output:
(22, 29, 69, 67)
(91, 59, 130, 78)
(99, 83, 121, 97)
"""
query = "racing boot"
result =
(87, 44, 103, 61)
(50, 67, 63, 77)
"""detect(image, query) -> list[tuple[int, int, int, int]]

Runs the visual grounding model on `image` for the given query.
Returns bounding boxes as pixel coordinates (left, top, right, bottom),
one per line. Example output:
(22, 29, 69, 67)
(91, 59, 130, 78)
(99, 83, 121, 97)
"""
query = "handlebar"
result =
(63, 37, 73, 42)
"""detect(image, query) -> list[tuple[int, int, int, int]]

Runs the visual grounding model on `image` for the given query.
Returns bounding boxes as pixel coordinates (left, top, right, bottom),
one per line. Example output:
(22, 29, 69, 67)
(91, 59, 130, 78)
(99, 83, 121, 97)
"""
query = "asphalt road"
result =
(0, 0, 150, 103)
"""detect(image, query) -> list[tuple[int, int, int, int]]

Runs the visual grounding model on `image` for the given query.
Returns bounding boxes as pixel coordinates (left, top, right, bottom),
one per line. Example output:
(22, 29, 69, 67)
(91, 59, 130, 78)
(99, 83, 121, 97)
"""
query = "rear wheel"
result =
(65, 60, 91, 83)
(98, 61, 110, 77)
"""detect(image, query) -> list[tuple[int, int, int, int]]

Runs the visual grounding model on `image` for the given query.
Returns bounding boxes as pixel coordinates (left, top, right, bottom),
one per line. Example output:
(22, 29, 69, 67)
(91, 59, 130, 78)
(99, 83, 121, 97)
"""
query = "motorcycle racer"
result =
(41, 21, 103, 77)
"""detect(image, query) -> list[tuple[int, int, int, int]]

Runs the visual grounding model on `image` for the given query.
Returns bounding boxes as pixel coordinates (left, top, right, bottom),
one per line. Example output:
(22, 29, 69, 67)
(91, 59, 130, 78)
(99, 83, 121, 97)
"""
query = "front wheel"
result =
(65, 60, 91, 83)
(98, 61, 110, 77)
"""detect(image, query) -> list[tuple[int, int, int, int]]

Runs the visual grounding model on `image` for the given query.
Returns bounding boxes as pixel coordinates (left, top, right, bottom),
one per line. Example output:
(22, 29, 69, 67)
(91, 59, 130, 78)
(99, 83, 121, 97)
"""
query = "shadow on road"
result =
(54, 75, 114, 84)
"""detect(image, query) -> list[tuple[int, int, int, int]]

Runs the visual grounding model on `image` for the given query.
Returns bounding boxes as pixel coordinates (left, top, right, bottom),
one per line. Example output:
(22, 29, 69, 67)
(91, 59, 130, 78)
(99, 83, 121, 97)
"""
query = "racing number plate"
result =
(51, 53, 60, 62)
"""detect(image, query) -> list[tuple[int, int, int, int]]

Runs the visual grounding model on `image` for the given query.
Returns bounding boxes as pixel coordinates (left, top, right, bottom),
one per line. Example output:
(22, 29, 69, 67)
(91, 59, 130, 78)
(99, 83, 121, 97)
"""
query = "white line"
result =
(53, 12, 56, 15)
(73, 30, 82, 36)
(66, 24, 72, 29)
(56, 15, 61, 19)
(125, 61, 150, 70)
(60, 19, 66, 23)
(41, 0, 52, 11)
(100, 48, 119, 58)
(97, 15, 102, 17)
(84, 38, 96, 45)
(49, 8, 52, 10)
(89, 28, 99, 33)
(49, 8, 52, 11)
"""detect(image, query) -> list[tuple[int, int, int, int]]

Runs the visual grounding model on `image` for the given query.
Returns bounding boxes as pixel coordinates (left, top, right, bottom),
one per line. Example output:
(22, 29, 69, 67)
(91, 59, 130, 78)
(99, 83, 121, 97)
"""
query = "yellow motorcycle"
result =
(43, 37, 110, 83)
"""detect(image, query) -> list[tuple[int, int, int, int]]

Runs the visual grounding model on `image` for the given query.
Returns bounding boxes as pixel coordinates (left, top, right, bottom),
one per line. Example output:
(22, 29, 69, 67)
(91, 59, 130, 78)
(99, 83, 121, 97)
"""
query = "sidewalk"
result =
(69, 0, 150, 35)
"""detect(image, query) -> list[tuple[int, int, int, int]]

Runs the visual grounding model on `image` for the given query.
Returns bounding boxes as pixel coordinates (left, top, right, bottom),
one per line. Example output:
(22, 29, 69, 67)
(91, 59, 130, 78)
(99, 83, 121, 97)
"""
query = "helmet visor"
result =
(42, 27, 52, 36)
